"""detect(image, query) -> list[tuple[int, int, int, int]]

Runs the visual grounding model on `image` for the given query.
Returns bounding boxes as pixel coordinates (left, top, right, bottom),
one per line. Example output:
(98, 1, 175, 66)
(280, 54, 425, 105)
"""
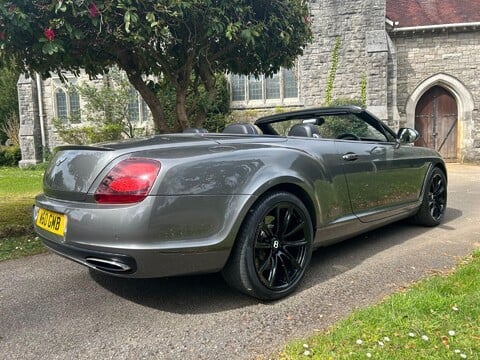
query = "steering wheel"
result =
(337, 133, 361, 141)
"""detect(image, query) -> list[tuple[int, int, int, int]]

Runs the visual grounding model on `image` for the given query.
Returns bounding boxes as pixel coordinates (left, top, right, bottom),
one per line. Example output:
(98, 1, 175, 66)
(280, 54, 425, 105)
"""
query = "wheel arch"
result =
(259, 183, 318, 231)
(231, 178, 319, 249)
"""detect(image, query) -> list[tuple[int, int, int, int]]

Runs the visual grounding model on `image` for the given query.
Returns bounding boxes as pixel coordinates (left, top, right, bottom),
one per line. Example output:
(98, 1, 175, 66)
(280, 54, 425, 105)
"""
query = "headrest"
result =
(288, 123, 321, 138)
(223, 123, 261, 134)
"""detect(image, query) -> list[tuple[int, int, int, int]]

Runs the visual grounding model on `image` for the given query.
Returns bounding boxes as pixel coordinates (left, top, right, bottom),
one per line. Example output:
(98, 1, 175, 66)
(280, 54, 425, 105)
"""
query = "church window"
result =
(54, 87, 81, 123)
(128, 87, 140, 122)
(55, 89, 68, 122)
(230, 66, 299, 106)
(69, 88, 81, 123)
(128, 87, 150, 123)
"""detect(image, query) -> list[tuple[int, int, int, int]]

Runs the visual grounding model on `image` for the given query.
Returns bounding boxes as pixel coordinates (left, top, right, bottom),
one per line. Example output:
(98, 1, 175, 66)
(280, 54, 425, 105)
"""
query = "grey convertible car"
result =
(34, 106, 447, 300)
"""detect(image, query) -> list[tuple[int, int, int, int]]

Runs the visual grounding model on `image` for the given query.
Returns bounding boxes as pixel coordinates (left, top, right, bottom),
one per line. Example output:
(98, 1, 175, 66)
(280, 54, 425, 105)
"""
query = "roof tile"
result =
(387, 0, 480, 27)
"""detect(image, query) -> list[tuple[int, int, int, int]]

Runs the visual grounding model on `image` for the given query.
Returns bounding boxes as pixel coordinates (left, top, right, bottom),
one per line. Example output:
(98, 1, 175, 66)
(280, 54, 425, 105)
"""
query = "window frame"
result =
(229, 67, 301, 108)
(53, 85, 81, 124)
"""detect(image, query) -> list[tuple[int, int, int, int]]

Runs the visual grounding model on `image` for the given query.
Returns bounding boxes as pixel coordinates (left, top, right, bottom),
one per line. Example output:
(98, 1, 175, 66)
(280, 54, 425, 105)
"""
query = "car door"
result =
(324, 112, 420, 223)
(335, 139, 390, 222)
(325, 113, 400, 222)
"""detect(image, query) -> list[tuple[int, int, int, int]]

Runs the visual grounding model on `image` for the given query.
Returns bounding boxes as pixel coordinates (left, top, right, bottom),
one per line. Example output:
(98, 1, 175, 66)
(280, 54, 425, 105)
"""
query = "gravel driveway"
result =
(1, 163, 479, 360)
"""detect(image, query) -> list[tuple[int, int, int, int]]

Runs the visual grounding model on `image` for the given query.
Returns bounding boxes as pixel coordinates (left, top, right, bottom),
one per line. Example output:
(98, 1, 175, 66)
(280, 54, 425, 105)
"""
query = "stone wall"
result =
(17, 74, 41, 167)
(302, 0, 388, 120)
(390, 29, 480, 161)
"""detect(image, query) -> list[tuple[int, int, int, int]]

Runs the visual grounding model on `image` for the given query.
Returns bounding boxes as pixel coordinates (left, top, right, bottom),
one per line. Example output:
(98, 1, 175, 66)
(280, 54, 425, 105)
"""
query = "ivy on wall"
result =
(325, 36, 341, 106)
(360, 72, 367, 106)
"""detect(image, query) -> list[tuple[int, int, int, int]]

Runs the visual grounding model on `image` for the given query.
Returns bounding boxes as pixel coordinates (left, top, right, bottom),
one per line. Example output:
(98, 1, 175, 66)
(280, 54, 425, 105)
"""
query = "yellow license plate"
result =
(36, 208, 66, 236)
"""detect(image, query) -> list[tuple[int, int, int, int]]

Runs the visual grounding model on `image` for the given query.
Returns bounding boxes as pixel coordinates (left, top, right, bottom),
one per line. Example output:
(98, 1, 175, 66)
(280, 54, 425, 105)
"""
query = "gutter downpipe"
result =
(35, 73, 46, 162)
(391, 22, 480, 33)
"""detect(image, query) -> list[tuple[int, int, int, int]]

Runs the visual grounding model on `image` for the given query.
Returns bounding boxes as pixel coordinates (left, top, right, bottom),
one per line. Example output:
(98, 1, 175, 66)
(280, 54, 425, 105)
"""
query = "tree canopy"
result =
(0, 0, 312, 132)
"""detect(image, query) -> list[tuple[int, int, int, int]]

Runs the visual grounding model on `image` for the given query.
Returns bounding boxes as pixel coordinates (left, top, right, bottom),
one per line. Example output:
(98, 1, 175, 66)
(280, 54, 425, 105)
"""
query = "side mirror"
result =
(397, 128, 420, 144)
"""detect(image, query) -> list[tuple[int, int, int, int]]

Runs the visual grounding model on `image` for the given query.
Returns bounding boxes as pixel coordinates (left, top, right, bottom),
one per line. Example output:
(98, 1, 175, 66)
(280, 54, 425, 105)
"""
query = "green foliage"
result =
(360, 72, 367, 107)
(53, 68, 144, 145)
(321, 98, 368, 138)
(0, 65, 20, 144)
(0, 112, 20, 145)
(0, 145, 21, 166)
(157, 73, 231, 132)
(325, 37, 342, 106)
(53, 120, 125, 145)
(0, 0, 312, 132)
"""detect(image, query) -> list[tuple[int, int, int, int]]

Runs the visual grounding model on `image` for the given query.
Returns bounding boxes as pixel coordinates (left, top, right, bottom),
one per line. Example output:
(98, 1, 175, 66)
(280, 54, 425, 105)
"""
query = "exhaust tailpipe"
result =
(85, 257, 132, 272)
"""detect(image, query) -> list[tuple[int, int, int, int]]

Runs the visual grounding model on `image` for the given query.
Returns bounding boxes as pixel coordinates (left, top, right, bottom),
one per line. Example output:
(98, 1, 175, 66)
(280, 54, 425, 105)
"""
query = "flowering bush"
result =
(0, 0, 312, 132)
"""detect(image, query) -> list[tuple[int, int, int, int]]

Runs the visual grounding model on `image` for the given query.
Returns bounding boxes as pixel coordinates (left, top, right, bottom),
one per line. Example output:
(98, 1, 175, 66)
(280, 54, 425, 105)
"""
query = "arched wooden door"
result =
(414, 86, 458, 160)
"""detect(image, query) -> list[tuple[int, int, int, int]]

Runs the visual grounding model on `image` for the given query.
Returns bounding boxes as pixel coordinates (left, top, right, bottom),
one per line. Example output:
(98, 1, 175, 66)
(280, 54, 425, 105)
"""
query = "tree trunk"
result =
(175, 85, 191, 130)
(194, 63, 217, 128)
(125, 71, 170, 133)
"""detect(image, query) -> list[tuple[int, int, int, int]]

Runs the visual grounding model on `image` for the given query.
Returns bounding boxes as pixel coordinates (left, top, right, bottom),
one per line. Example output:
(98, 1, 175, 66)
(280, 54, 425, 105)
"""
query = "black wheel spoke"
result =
(282, 249, 302, 270)
(258, 252, 273, 274)
(280, 206, 293, 236)
(278, 255, 292, 284)
(283, 221, 305, 239)
(282, 238, 308, 248)
(260, 222, 274, 238)
(255, 241, 271, 249)
(267, 256, 279, 287)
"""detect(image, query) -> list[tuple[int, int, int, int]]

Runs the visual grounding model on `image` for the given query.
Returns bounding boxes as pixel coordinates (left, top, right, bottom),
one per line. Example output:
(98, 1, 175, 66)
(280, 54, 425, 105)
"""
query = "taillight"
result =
(94, 158, 161, 204)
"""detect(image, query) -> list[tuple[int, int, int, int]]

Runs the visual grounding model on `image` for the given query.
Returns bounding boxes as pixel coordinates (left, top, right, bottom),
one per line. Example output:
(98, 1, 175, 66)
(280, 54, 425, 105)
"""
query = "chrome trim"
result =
(85, 257, 132, 272)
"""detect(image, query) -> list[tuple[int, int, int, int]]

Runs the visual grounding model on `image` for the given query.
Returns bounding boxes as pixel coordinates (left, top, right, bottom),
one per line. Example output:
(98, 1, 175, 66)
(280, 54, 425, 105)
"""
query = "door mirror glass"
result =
(397, 128, 420, 143)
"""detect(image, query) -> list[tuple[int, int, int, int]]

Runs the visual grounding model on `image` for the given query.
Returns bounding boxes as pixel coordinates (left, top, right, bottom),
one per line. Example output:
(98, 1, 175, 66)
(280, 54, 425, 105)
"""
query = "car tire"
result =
(412, 167, 447, 227)
(222, 191, 313, 300)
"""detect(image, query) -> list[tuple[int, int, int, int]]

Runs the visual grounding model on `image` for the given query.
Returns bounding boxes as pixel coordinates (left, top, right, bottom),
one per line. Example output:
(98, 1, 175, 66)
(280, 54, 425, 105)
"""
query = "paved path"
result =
(1, 164, 479, 360)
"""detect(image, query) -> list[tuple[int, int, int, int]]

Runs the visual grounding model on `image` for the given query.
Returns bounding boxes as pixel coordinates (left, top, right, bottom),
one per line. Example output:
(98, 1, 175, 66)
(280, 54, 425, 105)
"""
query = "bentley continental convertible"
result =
(34, 106, 447, 300)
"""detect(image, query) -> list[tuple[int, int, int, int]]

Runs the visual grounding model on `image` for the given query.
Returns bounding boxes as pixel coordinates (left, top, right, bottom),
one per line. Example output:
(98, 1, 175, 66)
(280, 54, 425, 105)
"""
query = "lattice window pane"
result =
(231, 74, 246, 101)
(128, 88, 139, 122)
(248, 76, 262, 100)
(266, 73, 280, 99)
(69, 89, 81, 123)
(141, 99, 150, 122)
(55, 89, 68, 122)
(283, 68, 298, 98)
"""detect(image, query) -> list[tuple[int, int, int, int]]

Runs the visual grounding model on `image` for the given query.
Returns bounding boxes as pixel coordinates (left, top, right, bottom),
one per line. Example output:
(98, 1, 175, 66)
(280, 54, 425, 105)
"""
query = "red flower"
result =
(88, 2, 99, 17)
(0, 32, 5, 41)
(44, 28, 55, 41)
(8, 4, 14, 12)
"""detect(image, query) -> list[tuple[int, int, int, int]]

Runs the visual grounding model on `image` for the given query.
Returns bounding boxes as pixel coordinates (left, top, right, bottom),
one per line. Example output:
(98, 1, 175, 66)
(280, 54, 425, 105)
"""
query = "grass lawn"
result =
(0, 166, 45, 260)
(279, 251, 480, 359)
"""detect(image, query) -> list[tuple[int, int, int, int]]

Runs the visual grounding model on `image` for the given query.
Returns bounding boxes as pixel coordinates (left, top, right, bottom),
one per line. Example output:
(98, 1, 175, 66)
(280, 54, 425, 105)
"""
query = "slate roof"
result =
(387, 0, 480, 27)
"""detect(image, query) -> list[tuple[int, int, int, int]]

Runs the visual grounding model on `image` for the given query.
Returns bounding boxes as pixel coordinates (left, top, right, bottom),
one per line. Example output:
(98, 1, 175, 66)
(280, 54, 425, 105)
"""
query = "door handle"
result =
(342, 153, 358, 161)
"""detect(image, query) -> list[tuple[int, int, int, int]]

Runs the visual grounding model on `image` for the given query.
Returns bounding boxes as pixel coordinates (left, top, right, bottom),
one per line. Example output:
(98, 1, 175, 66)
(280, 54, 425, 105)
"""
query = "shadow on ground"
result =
(90, 207, 462, 314)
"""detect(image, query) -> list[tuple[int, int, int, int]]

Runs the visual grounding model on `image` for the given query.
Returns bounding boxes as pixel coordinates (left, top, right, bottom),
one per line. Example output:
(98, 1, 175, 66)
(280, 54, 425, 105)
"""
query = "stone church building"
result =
(18, 0, 480, 166)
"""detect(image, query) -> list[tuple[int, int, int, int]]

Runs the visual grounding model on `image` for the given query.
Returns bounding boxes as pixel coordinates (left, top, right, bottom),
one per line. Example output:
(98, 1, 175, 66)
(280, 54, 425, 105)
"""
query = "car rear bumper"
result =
(34, 193, 254, 278)
(41, 237, 230, 278)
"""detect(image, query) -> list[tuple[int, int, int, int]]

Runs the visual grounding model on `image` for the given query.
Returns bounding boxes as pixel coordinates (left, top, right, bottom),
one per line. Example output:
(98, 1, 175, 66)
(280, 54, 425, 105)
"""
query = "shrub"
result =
(0, 145, 21, 166)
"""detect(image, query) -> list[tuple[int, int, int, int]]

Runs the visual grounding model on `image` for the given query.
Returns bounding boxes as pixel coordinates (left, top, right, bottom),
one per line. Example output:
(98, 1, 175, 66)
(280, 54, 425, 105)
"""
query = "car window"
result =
(271, 119, 305, 136)
(318, 114, 388, 142)
(268, 113, 390, 142)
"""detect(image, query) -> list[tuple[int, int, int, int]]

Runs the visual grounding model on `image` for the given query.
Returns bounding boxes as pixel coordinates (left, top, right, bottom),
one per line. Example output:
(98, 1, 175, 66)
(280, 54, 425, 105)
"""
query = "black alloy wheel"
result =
(222, 191, 313, 300)
(253, 203, 310, 291)
(413, 167, 447, 226)
(428, 171, 447, 221)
